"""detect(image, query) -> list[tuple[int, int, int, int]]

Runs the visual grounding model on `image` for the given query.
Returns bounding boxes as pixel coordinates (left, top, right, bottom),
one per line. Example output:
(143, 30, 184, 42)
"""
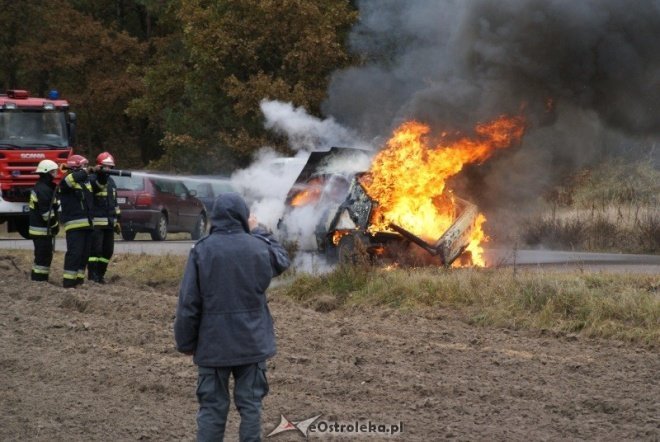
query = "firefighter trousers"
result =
(88, 228, 114, 282)
(63, 229, 93, 288)
(31, 236, 54, 281)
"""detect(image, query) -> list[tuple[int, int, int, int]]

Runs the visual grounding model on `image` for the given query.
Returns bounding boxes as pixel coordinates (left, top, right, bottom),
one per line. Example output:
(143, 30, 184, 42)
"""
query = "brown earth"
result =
(0, 254, 658, 441)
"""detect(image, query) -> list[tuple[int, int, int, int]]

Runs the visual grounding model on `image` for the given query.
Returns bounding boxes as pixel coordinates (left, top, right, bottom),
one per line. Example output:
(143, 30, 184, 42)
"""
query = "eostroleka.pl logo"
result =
(267, 414, 404, 438)
(267, 415, 322, 438)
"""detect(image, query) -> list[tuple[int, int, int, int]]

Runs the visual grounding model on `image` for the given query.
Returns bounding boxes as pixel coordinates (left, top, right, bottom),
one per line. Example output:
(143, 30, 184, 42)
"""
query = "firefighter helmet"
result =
(35, 159, 59, 174)
(66, 154, 89, 169)
(96, 152, 115, 167)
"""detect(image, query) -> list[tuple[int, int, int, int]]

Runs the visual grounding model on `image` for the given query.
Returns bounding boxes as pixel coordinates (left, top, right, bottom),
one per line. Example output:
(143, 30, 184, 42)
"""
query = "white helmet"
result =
(35, 159, 59, 174)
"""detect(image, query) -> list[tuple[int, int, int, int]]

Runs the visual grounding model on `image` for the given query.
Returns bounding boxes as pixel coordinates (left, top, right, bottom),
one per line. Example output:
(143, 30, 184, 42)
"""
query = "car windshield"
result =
(185, 181, 213, 198)
(0, 110, 68, 148)
(184, 178, 235, 198)
(114, 175, 145, 191)
(211, 181, 235, 195)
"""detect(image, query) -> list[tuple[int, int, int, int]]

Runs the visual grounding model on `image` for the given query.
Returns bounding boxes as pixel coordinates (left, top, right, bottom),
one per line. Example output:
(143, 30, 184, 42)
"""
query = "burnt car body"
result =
(114, 174, 207, 241)
(278, 147, 481, 266)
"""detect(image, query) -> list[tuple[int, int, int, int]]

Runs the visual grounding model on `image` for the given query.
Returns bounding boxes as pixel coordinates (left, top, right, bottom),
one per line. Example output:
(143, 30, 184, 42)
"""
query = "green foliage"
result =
(68, 0, 170, 41)
(1, 0, 357, 172)
(129, 0, 358, 173)
(0, 0, 148, 167)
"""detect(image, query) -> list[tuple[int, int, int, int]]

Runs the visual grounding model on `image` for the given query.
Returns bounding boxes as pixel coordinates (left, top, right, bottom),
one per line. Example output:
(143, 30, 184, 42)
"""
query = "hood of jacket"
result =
(210, 192, 250, 233)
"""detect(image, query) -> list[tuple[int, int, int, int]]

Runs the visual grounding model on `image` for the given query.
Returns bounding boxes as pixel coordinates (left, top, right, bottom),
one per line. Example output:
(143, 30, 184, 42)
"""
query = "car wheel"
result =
(191, 214, 207, 240)
(150, 213, 168, 241)
(121, 230, 137, 241)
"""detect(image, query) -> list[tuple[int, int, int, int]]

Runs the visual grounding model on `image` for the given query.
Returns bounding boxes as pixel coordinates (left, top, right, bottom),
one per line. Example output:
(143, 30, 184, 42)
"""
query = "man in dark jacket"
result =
(28, 159, 60, 281)
(175, 192, 290, 442)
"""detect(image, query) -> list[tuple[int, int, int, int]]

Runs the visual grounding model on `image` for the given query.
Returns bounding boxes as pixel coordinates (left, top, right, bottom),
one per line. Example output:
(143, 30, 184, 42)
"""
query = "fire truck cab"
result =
(0, 89, 76, 238)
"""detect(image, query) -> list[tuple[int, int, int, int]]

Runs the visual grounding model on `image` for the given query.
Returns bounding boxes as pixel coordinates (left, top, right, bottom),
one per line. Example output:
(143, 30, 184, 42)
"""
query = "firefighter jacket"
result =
(90, 171, 120, 229)
(28, 174, 60, 237)
(59, 169, 94, 231)
(174, 192, 290, 367)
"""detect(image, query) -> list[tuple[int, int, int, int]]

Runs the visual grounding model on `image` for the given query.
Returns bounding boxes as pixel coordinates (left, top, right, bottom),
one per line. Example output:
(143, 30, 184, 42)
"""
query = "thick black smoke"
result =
(323, 0, 659, 215)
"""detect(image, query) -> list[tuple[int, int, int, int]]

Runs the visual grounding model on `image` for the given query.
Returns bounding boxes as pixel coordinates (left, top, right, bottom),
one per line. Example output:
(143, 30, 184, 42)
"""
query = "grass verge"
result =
(6, 249, 658, 345)
(275, 264, 659, 345)
(4, 250, 188, 289)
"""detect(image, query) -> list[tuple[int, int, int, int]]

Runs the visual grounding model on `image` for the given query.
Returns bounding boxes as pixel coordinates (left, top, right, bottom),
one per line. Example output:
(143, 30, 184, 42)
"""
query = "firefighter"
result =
(59, 154, 95, 288)
(28, 159, 60, 281)
(88, 152, 120, 283)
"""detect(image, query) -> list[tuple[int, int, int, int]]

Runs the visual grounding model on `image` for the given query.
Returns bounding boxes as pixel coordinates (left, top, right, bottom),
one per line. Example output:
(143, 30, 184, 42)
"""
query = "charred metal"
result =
(279, 147, 481, 267)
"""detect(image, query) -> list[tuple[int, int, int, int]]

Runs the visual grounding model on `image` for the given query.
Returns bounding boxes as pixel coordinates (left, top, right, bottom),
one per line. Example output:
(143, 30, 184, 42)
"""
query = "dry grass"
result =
(521, 159, 660, 253)
(276, 264, 660, 345)
(111, 253, 187, 288)
(6, 249, 658, 345)
(522, 205, 660, 253)
(5, 249, 187, 289)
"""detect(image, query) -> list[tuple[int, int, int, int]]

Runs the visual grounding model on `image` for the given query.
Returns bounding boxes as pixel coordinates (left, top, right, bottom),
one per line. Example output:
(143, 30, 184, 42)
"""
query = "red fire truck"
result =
(0, 89, 76, 238)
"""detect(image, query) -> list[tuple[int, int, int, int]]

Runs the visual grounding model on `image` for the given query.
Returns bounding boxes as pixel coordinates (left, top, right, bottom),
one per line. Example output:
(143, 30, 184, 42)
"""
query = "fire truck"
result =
(0, 89, 76, 238)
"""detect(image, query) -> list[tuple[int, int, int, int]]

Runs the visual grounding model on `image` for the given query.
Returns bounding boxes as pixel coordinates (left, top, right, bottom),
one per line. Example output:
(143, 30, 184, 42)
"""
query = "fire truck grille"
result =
(8, 162, 40, 168)
(2, 186, 32, 201)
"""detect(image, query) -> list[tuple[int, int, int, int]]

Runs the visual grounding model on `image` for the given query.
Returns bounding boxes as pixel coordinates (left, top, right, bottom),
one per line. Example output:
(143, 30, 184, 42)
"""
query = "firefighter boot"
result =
(31, 265, 49, 282)
(31, 271, 49, 282)
(96, 261, 108, 284)
(87, 260, 99, 282)
(63, 278, 78, 289)
(76, 269, 86, 286)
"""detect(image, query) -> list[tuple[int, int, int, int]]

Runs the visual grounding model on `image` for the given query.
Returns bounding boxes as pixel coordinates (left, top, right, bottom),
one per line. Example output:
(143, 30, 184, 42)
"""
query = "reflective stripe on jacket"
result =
(90, 172, 120, 228)
(59, 170, 94, 231)
(28, 175, 59, 237)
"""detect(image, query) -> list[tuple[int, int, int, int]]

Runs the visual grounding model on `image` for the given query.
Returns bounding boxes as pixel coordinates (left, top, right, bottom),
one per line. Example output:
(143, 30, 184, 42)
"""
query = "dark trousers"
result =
(63, 229, 93, 288)
(31, 236, 54, 281)
(88, 228, 114, 281)
(196, 362, 269, 442)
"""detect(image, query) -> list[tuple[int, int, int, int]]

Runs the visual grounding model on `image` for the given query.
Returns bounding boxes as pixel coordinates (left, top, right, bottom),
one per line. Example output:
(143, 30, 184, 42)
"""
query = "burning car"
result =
(278, 115, 525, 267)
(278, 147, 482, 266)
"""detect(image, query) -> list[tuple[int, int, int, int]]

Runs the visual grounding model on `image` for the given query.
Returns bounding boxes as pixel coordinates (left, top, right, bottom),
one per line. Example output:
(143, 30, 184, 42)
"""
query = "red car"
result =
(114, 174, 207, 241)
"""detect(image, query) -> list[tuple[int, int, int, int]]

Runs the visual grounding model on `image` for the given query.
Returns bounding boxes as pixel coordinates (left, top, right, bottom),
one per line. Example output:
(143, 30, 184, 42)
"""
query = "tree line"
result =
(0, 0, 357, 172)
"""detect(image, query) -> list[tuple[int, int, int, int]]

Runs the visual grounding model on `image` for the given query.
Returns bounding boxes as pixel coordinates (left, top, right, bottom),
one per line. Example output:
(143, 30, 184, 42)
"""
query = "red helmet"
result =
(97, 151, 115, 167)
(66, 154, 89, 169)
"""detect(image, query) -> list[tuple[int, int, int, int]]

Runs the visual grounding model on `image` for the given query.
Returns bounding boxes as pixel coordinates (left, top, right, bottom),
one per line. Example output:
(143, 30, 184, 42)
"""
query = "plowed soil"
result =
(1, 255, 658, 441)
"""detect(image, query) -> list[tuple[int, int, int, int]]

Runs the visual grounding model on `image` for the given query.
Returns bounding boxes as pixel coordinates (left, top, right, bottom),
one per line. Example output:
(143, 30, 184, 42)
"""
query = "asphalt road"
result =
(1, 238, 659, 273)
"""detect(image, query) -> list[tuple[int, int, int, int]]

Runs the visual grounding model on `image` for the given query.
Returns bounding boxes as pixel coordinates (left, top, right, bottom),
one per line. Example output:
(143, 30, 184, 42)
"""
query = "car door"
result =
(186, 181, 214, 213)
(153, 179, 181, 229)
(173, 180, 199, 230)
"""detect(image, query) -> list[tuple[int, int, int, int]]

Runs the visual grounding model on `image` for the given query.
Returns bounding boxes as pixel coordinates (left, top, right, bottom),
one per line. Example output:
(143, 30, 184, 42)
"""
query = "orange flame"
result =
(290, 177, 324, 206)
(363, 115, 525, 266)
(332, 229, 351, 245)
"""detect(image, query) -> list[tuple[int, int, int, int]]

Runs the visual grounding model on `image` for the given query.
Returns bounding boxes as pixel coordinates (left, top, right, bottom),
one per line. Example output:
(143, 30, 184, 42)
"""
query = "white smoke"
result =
(292, 252, 336, 275)
(260, 100, 371, 151)
(230, 148, 307, 230)
(231, 101, 374, 272)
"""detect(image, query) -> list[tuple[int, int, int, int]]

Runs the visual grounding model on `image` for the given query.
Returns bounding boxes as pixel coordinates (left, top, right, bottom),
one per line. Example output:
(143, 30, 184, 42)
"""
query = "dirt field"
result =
(1, 254, 658, 441)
